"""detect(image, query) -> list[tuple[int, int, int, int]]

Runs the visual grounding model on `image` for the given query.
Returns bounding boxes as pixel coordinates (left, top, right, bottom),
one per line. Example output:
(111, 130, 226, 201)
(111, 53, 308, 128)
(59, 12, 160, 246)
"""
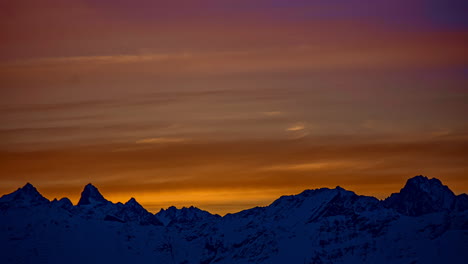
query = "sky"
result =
(0, 0, 467, 215)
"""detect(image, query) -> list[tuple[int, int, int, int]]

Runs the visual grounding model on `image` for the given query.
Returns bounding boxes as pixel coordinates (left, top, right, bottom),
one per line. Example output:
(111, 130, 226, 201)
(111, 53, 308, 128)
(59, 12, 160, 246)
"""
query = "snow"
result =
(0, 175, 467, 263)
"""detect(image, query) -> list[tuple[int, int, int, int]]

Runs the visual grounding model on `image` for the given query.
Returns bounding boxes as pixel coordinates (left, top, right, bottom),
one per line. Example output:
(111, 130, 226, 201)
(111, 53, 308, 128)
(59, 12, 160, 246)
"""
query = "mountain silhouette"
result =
(0, 176, 467, 263)
(383, 175, 466, 216)
(78, 183, 108, 206)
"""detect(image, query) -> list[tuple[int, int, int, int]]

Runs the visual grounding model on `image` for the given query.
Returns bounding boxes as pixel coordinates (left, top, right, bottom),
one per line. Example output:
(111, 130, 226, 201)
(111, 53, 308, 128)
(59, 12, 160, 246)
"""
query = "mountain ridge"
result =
(1, 175, 467, 217)
(1, 175, 467, 264)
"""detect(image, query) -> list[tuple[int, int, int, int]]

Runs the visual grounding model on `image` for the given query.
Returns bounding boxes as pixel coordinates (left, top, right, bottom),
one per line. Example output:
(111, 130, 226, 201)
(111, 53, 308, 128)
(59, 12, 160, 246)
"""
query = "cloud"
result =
(287, 123, 305, 131)
(1, 0, 467, 215)
(1, 134, 467, 214)
(259, 161, 358, 172)
(135, 137, 187, 144)
(6, 53, 192, 66)
(262, 111, 283, 117)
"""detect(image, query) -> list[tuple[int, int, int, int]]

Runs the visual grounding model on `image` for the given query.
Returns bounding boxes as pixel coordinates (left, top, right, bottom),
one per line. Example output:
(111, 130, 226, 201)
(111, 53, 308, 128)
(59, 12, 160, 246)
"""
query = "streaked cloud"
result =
(259, 161, 358, 172)
(0, 0, 466, 215)
(135, 137, 187, 144)
(262, 111, 283, 117)
(1, 135, 467, 214)
(287, 123, 306, 131)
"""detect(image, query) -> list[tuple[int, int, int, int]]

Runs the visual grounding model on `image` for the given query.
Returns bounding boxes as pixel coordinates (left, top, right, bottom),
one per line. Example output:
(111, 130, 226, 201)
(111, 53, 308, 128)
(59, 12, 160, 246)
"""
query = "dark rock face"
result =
(383, 176, 457, 216)
(77, 183, 108, 206)
(0, 183, 49, 209)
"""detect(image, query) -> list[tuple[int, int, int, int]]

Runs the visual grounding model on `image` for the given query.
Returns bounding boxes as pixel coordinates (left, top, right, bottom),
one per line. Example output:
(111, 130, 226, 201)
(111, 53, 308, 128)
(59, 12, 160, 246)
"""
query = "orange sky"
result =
(1, 0, 467, 215)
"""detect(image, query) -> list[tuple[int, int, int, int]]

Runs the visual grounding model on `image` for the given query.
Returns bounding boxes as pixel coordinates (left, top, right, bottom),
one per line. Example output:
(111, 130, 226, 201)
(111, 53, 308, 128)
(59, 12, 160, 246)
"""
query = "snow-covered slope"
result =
(0, 176, 467, 264)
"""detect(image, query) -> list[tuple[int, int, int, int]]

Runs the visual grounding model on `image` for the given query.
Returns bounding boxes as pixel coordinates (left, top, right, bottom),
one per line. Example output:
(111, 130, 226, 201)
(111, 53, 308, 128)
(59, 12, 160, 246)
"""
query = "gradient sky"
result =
(1, 0, 467, 215)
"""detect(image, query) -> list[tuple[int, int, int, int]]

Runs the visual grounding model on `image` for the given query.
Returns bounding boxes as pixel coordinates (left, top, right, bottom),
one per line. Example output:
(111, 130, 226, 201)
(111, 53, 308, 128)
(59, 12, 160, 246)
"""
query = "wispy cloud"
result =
(259, 161, 357, 172)
(287, 123, 305, 131)
(262, 111, 283, 117)
(135, 137, 187, 144)
(1, 135, 467, 214)
(5, 53, 193, 66)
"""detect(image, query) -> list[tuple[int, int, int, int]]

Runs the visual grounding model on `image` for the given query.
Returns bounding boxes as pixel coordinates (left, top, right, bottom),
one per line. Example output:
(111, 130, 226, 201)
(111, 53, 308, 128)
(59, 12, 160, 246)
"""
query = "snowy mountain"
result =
(383, 176, 467, 216)
(0, 183, 49, 209)
(0, 176, 467, 264)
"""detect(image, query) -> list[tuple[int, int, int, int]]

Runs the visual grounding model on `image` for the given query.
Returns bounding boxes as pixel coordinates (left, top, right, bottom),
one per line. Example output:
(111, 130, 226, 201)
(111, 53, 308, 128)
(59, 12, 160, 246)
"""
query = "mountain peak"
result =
(120, 197, 163, 226)
(125, 197, 141, 207)
(0, 182, 49, 207)
(12, 183, 40, 196)
(155, 205, 220, 226)
(23, 182, 35, 190)
(406, 175, 443, 188)
(19, 182, 39, 194)
(77, 183, 108, 206)
(384, 175, 456, 216)
(403, 175, 453, 196)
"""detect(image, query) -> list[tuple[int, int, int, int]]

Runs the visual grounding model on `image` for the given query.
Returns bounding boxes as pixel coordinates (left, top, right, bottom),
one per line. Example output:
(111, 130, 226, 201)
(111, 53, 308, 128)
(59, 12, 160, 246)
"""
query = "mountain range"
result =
(1, 175, 467, 263)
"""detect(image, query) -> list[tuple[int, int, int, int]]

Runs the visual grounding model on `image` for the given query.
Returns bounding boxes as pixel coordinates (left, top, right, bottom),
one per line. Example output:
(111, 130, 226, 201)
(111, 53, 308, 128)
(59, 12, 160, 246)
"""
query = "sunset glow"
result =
(1, 0, 467, 215)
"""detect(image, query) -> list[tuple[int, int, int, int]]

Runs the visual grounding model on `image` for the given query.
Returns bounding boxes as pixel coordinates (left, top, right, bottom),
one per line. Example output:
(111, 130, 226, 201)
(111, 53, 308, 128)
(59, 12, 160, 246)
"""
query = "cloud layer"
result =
(1, 0, 467, 214)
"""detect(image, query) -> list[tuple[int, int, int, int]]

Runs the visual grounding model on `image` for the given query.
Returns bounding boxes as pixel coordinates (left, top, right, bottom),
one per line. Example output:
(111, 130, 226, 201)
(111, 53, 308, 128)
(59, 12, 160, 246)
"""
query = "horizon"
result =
(1, 1, 467, 215)
(3, 175, 464, 215)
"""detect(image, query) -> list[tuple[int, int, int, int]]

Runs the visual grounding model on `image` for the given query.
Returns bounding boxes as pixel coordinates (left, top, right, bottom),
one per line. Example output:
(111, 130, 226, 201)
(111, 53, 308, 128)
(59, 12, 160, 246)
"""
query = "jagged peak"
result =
(17, 182, 40, 195)
(408, 175, 432, 182)
(127, 197, 137, 203)
(84, 183, 98, 190)
(399, 175, 455, 198)
(155, 205, 219, 225)
(14, 182, 42, 196)
(23, 182, 35, 190)
(275, 186, 355, 204)
(77, 183, 108, 206)
(158, 205, 202, 214)
(181, 205, 201, 211)
(178, 206, 219, 217)
(406, 175, 442, 186)
(0, 182, 49, 206)
(384, 175, 457, 216)
(158, 205, 177, 213)
(125, 197, 142, 207)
